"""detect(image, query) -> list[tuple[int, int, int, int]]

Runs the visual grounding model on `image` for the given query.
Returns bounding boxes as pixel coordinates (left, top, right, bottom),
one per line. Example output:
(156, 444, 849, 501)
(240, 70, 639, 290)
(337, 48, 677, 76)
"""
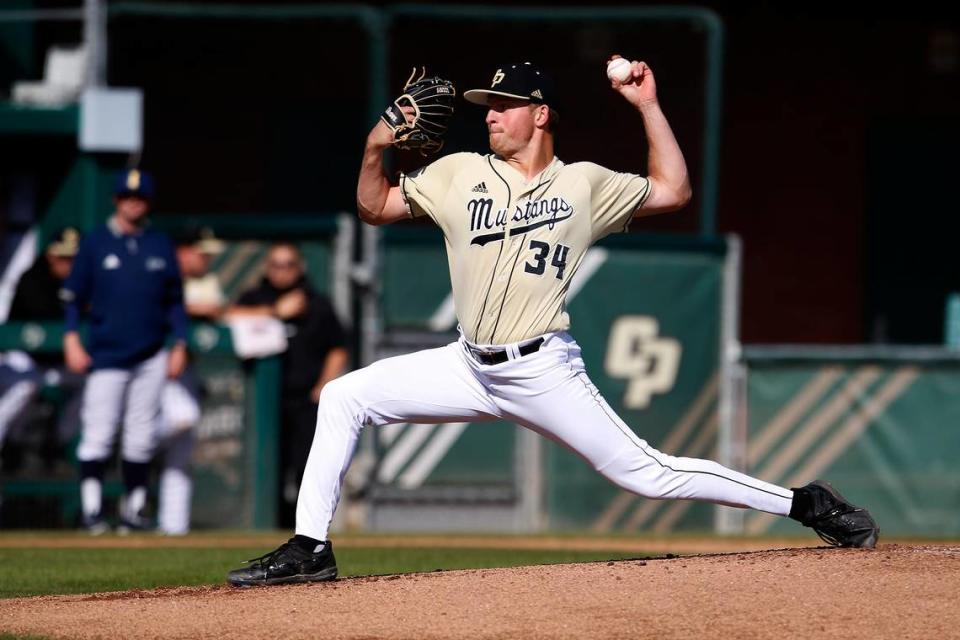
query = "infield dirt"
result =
(1, 543, 957, 639)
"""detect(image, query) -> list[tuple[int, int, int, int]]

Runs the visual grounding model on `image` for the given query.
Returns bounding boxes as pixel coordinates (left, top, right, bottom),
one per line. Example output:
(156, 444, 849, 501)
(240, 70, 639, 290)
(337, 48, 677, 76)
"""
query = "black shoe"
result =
(226, 538, 338, 587)
(116, 506, 154, 535)
(116, 514, 154, 535)
(790, 480, 879, 549)
(81, 513, 110, 536)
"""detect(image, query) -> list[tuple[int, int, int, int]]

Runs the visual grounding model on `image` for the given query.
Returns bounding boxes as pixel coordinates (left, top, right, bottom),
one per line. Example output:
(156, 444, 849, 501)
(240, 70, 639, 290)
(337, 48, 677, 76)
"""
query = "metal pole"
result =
(351, 9, 389, 530)
(700, 16, 725, 238)
(251, 356, 281, 528)
(332, 213, 356, 326)
(83, 0, 107, 86)
(716, 234, 745, 534)
(515, 427, 544, 532)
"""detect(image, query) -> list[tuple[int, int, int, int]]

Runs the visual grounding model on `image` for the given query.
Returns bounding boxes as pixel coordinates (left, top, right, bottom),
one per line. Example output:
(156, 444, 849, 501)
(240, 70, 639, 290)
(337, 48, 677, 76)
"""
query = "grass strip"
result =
(0, 546, 649, 598)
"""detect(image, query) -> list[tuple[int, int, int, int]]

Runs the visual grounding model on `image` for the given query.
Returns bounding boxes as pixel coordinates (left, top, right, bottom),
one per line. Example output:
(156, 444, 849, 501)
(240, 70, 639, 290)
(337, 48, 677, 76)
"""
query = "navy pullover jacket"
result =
(63, 219, 188, 370)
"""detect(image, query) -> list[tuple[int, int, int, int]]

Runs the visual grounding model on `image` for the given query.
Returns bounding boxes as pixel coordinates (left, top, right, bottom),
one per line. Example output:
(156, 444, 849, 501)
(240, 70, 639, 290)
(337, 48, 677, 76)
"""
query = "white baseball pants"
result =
(0, 380, 37, 449)
(157, 430, 193, 535)
(76, 348, 168, 464)
(157, 378, 200, 535)
(296, 332, 793, 541)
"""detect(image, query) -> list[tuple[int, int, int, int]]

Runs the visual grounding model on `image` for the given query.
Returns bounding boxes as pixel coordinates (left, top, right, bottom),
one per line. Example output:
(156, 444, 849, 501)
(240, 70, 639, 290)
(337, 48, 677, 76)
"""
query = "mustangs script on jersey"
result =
(401, 153, 650, 345)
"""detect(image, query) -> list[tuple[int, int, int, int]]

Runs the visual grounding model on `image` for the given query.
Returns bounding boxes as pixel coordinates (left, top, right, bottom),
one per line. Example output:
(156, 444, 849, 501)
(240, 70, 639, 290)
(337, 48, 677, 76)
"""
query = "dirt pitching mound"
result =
(2, 543, 957, 640)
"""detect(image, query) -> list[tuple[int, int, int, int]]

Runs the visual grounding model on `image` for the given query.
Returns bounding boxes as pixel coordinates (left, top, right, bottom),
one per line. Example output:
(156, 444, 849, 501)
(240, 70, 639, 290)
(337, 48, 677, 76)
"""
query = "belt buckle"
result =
(466, 344, 500, 364)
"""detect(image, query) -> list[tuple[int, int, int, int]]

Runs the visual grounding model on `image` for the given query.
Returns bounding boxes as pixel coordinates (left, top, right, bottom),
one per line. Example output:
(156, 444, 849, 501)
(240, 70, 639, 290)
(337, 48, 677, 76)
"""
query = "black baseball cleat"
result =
(226, 538, 338, 587)
(81, 513, 110, 536)
(117, 511, 154, 535)
(790, 480, 880, 549)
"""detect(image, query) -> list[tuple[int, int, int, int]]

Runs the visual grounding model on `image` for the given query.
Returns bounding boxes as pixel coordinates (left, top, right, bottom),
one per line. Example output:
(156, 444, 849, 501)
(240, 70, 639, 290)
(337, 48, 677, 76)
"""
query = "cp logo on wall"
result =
(604, 315, 682, 409)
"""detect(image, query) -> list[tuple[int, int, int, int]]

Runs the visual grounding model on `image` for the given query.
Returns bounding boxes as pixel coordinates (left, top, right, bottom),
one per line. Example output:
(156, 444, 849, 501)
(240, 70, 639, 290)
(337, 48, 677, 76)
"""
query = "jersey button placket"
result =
(490, 197, 517, 327)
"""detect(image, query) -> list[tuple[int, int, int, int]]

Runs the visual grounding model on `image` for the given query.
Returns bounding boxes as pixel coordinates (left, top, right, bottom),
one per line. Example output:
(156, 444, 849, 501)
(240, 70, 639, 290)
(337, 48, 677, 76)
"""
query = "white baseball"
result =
(606, 58, 633, 83)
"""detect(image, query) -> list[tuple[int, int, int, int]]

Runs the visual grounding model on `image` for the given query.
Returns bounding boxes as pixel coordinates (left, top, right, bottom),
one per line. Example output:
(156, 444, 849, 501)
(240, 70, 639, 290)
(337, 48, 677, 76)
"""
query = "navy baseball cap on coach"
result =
(464, 62, 559, 114)
(113, 168, 155, 199)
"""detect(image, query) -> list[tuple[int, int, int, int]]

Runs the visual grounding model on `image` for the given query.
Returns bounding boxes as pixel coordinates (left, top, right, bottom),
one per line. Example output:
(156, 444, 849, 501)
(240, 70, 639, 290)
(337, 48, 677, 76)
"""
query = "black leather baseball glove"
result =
(381, 68, 456, 156)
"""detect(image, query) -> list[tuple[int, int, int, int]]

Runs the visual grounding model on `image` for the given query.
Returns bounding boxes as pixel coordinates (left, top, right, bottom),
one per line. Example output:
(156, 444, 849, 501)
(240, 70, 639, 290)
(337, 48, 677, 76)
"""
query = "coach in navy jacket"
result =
(62, 169, 189, 533)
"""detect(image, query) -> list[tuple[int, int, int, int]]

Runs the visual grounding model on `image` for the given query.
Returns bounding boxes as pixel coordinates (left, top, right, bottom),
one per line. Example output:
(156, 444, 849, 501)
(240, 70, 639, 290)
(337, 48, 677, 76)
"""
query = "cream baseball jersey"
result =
(401, 152, 651, 345)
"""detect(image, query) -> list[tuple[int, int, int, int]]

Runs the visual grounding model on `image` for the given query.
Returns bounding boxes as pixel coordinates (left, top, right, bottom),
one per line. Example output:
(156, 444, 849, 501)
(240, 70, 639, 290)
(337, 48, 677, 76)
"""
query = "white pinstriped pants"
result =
(76, 349, 168, 464)
(296, 332, 793, 541)
(157, 378, 200, 535)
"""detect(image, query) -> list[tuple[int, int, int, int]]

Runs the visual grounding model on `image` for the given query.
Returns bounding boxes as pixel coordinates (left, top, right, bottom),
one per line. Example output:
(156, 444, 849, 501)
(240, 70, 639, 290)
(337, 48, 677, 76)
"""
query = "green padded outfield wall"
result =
(742, 362, 960, 537)
(377, 229, 727, 531)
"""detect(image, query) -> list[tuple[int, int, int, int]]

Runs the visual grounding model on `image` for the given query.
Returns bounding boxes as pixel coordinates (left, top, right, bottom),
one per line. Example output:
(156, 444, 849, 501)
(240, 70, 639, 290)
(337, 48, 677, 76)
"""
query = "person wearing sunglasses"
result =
(228, 242, 348, 527)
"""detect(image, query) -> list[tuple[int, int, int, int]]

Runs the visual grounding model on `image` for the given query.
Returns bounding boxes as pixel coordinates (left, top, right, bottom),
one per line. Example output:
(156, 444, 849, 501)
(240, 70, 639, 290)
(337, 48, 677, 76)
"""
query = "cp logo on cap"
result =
(126, 170, 141, 191)
(491, 69, 505, 87)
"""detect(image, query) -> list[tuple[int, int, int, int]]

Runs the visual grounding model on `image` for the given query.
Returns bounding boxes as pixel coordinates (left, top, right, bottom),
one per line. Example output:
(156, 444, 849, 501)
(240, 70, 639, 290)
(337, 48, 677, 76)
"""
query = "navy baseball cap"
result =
(464, 62, 559, 114)
(177, 225, 225, 255)
(113, 168, 155, 199)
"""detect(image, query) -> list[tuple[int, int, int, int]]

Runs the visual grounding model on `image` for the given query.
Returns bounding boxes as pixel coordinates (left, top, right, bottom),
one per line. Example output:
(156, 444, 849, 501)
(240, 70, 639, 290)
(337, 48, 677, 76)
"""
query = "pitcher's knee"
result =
(318, 371, 364, 405)
(316, 373, 370, 429)
(316, 378, 351, 420)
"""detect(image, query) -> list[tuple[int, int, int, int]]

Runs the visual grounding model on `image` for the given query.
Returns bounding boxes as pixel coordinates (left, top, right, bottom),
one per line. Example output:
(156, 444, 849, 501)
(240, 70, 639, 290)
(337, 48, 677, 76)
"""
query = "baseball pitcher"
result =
(227, 58, 878, 586)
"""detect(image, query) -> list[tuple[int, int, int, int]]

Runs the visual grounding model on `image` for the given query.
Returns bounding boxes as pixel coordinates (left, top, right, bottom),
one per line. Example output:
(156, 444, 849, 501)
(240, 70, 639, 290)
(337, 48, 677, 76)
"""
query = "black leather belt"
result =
(465, 337, 545, 365)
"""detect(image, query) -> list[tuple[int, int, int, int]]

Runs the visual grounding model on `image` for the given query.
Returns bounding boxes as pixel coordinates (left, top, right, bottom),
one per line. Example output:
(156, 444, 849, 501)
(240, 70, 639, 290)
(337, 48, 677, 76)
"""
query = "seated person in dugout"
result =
(1, 227, 85, 476)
